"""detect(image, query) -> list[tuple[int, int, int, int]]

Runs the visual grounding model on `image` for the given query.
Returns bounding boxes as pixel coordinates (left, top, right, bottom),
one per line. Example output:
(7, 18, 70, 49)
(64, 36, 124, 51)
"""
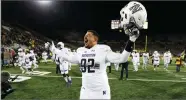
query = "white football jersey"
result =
(30, 52, 36, 61)
(132, 52, 140, 62)
(52, 47, 70, 65)
(18, 52, 26, 61)
(25, 54, 31, 64)
(143, 53, 149, 61)
(164, 52, 171, 63)
(164, 53, 170, 59)
(59, 48, 70, 64)
(42, 52, 48, 57)
(55, 44, 130, 91)
(153, 53, 160, 61)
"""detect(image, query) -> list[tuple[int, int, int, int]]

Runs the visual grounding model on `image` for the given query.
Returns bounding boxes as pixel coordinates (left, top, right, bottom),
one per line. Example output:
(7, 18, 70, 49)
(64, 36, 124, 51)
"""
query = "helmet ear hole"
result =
(125, 14, 127, 19)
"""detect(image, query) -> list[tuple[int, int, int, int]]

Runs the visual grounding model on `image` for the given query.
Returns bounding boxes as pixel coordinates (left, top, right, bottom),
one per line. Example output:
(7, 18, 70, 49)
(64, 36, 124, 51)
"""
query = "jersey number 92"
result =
(80, 59, 95, 73)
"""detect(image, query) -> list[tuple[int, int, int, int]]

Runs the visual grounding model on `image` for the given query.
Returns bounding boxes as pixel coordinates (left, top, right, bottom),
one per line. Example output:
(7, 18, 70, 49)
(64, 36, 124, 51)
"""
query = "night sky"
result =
(2, 1, 186, 39)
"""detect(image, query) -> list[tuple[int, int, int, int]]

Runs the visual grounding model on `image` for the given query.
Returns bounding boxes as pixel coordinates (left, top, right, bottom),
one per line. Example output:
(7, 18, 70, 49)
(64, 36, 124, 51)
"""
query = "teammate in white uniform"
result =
(131, 50, 140, 72)
(153, 51, 160, 71)
(30, 50, 38, 69)
(18, 48, 26, 74)
(163, 51, 171, 70)
(42, 51, 48, 64)
(25, 51, 33, 74)
(46, 1, 147, 99)
(50, 42, 72, 86)
(142, 52, 149, 70)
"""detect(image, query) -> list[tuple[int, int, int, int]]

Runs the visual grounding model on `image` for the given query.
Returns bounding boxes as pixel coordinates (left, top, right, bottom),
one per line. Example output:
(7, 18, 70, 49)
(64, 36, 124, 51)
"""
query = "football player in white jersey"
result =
(47, 1, 147, 99)
(30, 50, 39, 69)
(142, 51, 149, 70)
(50, 42, 72, 86)
(153, 51, 160, 71)
(163, 51, 171, 70)
(168, 50, 172, 64)
(131, 50, 140, 72)
(18, 48, 26, 74)
(42, 50, 48, 64)
(25, 51, 33, 75)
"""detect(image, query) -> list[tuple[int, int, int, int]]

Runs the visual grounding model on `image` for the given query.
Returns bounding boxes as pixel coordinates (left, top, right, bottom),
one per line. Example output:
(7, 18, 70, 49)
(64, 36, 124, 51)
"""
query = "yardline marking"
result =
(11, 74, 186, 82)
(38, 67, 186, 72)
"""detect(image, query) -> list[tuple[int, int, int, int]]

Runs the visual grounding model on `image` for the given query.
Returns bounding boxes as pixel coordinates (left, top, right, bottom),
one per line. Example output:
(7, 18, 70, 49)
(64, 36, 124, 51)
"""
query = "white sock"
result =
(64, 77, 68, 83)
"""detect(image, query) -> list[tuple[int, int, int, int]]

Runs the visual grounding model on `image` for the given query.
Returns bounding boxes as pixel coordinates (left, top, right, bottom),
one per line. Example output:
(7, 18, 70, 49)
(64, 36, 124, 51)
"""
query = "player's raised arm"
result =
(106, 35, 138, 63)
(49, 41, 79, 64)
(62, 48, 79, 64)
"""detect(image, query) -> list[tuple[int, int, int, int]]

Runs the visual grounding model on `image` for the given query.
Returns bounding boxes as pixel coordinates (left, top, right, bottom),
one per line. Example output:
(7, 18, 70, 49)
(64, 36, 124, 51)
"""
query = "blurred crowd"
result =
(1, 22, 52, 67)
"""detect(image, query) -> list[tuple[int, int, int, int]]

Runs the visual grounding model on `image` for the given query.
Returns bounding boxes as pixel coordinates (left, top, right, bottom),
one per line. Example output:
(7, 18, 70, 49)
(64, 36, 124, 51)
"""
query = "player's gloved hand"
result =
(45, 42, 50, 49)
(129, 28, 140, 42)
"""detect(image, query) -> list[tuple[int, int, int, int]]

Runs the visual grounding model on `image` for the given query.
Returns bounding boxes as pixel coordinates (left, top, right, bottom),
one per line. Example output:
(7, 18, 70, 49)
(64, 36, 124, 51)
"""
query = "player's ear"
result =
(94, 35, 99, 42)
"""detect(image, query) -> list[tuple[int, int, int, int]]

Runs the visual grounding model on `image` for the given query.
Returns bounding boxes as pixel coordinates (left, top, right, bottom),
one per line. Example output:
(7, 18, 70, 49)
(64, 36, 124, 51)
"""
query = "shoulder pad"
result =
(77, 47, 85, 53)
(97, 44, 112, 52)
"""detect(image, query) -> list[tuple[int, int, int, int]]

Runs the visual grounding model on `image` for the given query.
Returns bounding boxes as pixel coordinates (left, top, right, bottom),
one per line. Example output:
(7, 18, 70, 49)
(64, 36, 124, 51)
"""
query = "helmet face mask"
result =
(123, 22, 139, 36)
(57, 44, 61, 49)
(57, 42, 64, 49)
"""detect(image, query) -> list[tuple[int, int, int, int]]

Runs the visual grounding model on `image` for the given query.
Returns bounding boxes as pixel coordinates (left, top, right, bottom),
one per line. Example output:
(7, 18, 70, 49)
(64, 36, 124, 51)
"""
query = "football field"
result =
(2, 59, 186, 100)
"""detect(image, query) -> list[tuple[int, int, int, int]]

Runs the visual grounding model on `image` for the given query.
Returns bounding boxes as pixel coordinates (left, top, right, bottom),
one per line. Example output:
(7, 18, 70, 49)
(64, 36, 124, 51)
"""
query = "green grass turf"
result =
(2, 58, 186, 100)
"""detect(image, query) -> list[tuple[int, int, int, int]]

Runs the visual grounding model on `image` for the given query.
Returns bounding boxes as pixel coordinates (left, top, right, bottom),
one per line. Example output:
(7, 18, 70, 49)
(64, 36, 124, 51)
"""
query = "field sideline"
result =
(2, 58, 186, 100)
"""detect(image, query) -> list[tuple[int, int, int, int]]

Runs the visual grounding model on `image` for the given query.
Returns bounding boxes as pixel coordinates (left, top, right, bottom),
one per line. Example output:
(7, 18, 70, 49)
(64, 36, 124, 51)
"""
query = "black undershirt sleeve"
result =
(124, 40, 134, 52)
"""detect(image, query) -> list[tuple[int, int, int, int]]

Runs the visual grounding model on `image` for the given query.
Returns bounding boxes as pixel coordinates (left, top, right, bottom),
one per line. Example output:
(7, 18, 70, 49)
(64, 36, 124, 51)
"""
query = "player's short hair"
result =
(87, 30, 99, 39)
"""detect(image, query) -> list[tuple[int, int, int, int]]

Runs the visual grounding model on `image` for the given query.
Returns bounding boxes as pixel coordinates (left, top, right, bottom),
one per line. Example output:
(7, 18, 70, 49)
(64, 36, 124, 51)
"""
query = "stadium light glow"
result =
(37, 0, 52, 6)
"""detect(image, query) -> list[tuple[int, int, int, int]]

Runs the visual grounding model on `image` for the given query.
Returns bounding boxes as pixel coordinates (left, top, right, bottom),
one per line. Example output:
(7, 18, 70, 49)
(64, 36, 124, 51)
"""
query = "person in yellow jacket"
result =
(175, 55, 182, 72)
